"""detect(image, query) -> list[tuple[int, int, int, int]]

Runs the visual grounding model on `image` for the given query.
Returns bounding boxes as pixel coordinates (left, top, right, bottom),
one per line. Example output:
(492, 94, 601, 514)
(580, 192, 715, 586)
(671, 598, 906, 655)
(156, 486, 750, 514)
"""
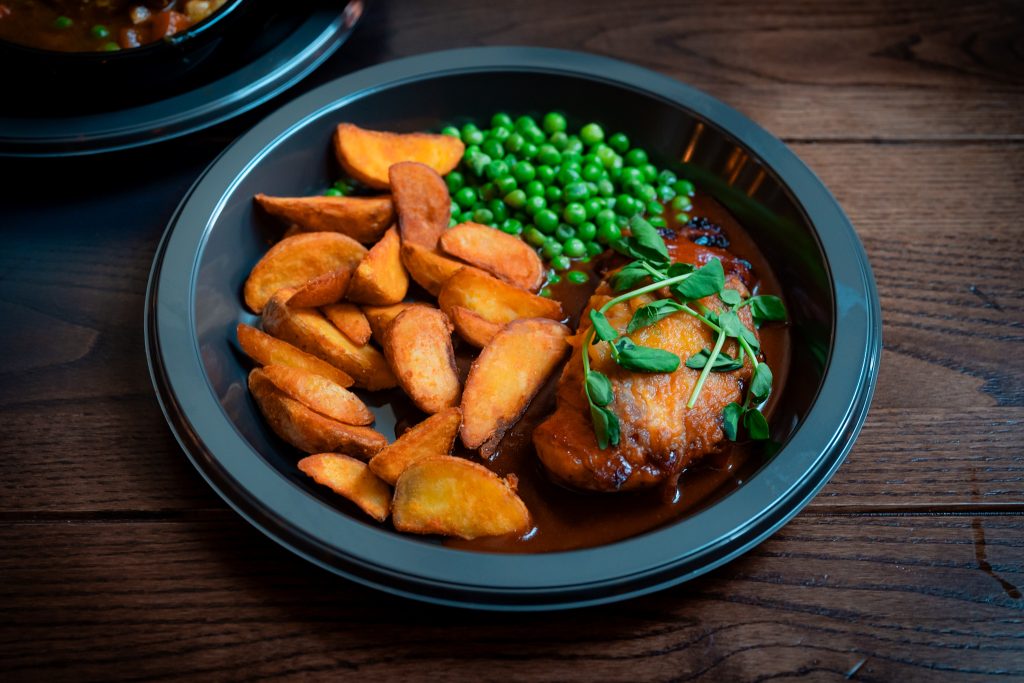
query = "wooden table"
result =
(2, 1, 1021, 679)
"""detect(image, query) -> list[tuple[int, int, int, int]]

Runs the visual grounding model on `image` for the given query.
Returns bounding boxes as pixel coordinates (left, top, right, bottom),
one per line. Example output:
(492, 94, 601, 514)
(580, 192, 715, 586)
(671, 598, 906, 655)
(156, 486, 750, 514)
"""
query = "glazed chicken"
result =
(533, 234, 758, 492)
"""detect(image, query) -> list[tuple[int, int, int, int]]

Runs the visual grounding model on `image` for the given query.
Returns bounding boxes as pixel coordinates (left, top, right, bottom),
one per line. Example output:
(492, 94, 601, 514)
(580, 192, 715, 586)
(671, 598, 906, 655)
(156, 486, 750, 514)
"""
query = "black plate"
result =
(0, 1, 364, 158)
(146, 47, 881, 610)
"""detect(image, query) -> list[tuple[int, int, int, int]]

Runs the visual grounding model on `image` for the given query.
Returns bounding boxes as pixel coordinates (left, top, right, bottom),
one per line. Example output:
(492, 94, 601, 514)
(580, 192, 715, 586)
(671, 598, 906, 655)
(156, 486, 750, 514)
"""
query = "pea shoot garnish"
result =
(581, 216, 787, 448)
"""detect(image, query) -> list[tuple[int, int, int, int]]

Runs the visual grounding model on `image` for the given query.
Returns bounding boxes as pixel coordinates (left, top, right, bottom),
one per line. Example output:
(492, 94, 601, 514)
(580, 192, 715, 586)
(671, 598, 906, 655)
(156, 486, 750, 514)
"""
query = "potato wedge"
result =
(346, 226, 409, 305)
(448, 305, 502, 348)
(321, 303, 372, 346)
(389, 162, 450, 249)
(261, 364, 373, 426)
(383, 305, 460, 414)
(243, 231, 366, 313)
(262, 290, 397, 391)
(249, 369, 386, 458)
(438, 267, 563, 328)
(461, 318, 570, 454)
(400, 242, 475, 296)
(392, 455, 530, 539)
(362, 302, 416, 345)
(298, 453, 391, 522)
(254, 194, 394, 243)
(237, 323, 354, 388)
(369, 407, 461, 485)
(333, 123, 464, 190)
(440, 222, 545, 291)
(286, 267, 352, 308)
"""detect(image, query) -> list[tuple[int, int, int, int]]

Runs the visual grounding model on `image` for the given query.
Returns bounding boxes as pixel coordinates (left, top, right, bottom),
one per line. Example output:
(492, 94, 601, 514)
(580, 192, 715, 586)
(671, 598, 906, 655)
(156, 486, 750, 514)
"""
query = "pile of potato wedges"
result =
(236, 124, 572, 540)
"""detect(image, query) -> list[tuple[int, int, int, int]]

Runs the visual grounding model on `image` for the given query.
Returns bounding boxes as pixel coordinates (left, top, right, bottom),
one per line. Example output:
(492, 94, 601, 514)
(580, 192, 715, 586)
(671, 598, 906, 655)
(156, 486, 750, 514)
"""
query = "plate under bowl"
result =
(146, 46, 880, 610)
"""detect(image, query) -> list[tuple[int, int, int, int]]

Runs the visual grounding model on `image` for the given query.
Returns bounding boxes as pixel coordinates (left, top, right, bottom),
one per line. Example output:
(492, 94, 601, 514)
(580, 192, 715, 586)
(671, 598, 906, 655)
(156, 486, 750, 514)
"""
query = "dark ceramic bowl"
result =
(147, 47, 880, 610)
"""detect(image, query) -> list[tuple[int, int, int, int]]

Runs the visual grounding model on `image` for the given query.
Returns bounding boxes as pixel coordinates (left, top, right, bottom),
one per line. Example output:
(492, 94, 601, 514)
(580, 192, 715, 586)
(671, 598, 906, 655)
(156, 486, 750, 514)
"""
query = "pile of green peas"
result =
(438, 112, 696, 287)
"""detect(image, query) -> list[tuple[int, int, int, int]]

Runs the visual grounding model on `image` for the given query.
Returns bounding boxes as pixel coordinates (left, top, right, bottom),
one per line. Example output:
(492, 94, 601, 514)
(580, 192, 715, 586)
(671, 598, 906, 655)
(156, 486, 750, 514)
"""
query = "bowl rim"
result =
(146, 46, 881, 610)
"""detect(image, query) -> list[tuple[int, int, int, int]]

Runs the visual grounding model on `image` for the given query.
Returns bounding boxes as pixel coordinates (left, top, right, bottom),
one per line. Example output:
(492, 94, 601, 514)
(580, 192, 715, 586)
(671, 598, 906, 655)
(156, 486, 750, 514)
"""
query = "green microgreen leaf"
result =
(666, 262, 695, 279)
(722, 402, 743, 441)
(718, 310, 760, 354)
(612, 338, 681, 373)
(671, 258, 724, 301)
(589, 309, 618, 343)
(611, 261, 652, 292)
(590, 403, 620, 449)
(747, 295, 787, 324)
(626, 299, 683, 333)
(750, 362, 773, 400)
(625, 215, 670, 265)
(686, 348, 744, 372)
(743, 408, 770, 440)
(719, 288, 743, 306)
(586, 371, 614, 407)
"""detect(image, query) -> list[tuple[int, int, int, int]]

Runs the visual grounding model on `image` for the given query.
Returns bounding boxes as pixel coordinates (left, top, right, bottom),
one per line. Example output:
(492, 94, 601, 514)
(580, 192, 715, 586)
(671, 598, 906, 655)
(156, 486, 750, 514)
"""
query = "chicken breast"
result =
(533, 240, 758, 492)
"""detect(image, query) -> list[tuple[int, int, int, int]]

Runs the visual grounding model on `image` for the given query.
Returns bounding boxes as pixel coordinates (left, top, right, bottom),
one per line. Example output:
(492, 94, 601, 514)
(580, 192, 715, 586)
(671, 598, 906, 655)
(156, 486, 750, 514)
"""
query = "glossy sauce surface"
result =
(434, 194, 791, 553)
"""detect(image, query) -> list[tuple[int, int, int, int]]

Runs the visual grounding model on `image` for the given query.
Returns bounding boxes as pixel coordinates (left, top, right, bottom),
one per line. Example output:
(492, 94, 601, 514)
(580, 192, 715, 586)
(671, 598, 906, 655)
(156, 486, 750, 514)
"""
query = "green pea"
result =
(441, 125, 460, 137)
(551, 254, 572, 271)
(585, 181, 599, 196)
(525, 227, 547, 247)
(537, 144, 561, 166)
(449, 216, 459, 227)
(658, 184, 677, 202)
(564, 182, 589, 202)
(323, 188, 343, 197)
(101, 41, 120, 51)
(491, 112, 514, 130)
(549, 201, 565, 216)
(459, 210, 476, 223)
(485, 159, 509, 181)
(520, 142, 539, 159)
(504, 132, 524, 153)
(576, 221, 597, 242)
(490, 127, 511, 144)
(597, 179, 615, 197)
(562, 155, 582, 170)
(564, 202, 587, 225)
(512, 161, 535, 184)
(54, 15, 73, 29)
(542, 239, 564, 259)
(90, 24, 110, 39)
(608, 132, 629, 153)
(488, 199, 509, 222)
(525, 180, 545, 198)
(554, 223, 576, 242)
(462, 127, 485, 146)
(671, 195, 693, 212)
(566, 270, 589, 285)
(557, 166, 581, 186)
(464, 144, 481, 157)
(642, 164, 658, 182)
(625, 148, 648, 166)
(595, 209, 617, 230)
(675, 212, 691, 225)
(583, 198, 604, 219)
(446, 171, 464, 192)
(332, 180, 353, 193)
(581, 163, 603, 182)
(548, 273, 563, 285)
(595, 144, 617, 168)
(563, 237, 587, 258)
(648, 216, 667, 228)
(515, 115, 537, 132)
(597, 222, 623, 244)
(585, 241, 604, 257)
(540, 287, 553, 298)
(548, 131, 568, 150)
(615, 194, 637, 216)
(545, 186, 563, 202)
(524, 195, 546, 215)
(472, 208, 493, 224)
(468, 153, 491, 176)
(482, 139, 504, 159)
(616, 214, 629, 228)
(454, 187, 477, 208)
(543, 112, 567, 134)
(504, 189, 527, 209)
(563, 137, 584, 155)
(673, 179, 696, 196)
(501, 218, 523, 235)
(646, 200, 663, 216)
(620, 167, 644, 186)
(580, 123, 604, 146)
(479, 183, 497, 201)
(494, 175, 516, 195)
(535, 209, 559, 233)
(526, 127, 547, 145)
(658, 170, 677, 186)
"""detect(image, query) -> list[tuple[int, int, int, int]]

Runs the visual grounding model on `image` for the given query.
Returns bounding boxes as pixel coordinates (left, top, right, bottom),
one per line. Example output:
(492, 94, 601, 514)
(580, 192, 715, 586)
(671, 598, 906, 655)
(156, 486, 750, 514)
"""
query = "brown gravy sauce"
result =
(398, 194, 790, 553)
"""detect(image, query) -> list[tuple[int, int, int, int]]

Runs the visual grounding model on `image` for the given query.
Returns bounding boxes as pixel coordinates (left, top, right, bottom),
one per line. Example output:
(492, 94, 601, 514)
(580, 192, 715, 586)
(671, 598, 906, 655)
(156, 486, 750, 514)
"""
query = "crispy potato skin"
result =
(248, 369, 386, 458)
(389, 162, 451, 249)
(461, 318, 570, 455)
(383, 305, 461, 414)
(321, 303, 372, 346)
(533, 278, 756, 492)
(261, 364, 374, 426)
(448, 305, 502, 348)
(438, 267, 564, 327)
(261, 290, 397, 391)
(346, 226, 409, 305)
(243, 232, 366, 313)
(400, 243, 476, 296)
(440, 222, 545, 291)
(286, 267, 352, 308)
(237, 323, 354, 388)
(298, 453, 391, 522)
(392, 455, 530, 539)
(369, 407, 462, 485)
(254, 194, 393, 243)
(362, 302, 416, 345)
(333, 124, 464, 190)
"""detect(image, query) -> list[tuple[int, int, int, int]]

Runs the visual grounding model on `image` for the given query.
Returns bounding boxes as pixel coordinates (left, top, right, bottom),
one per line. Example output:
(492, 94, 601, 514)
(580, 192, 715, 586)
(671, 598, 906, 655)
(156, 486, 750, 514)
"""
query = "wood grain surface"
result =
(1, 1, 1021, 680)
